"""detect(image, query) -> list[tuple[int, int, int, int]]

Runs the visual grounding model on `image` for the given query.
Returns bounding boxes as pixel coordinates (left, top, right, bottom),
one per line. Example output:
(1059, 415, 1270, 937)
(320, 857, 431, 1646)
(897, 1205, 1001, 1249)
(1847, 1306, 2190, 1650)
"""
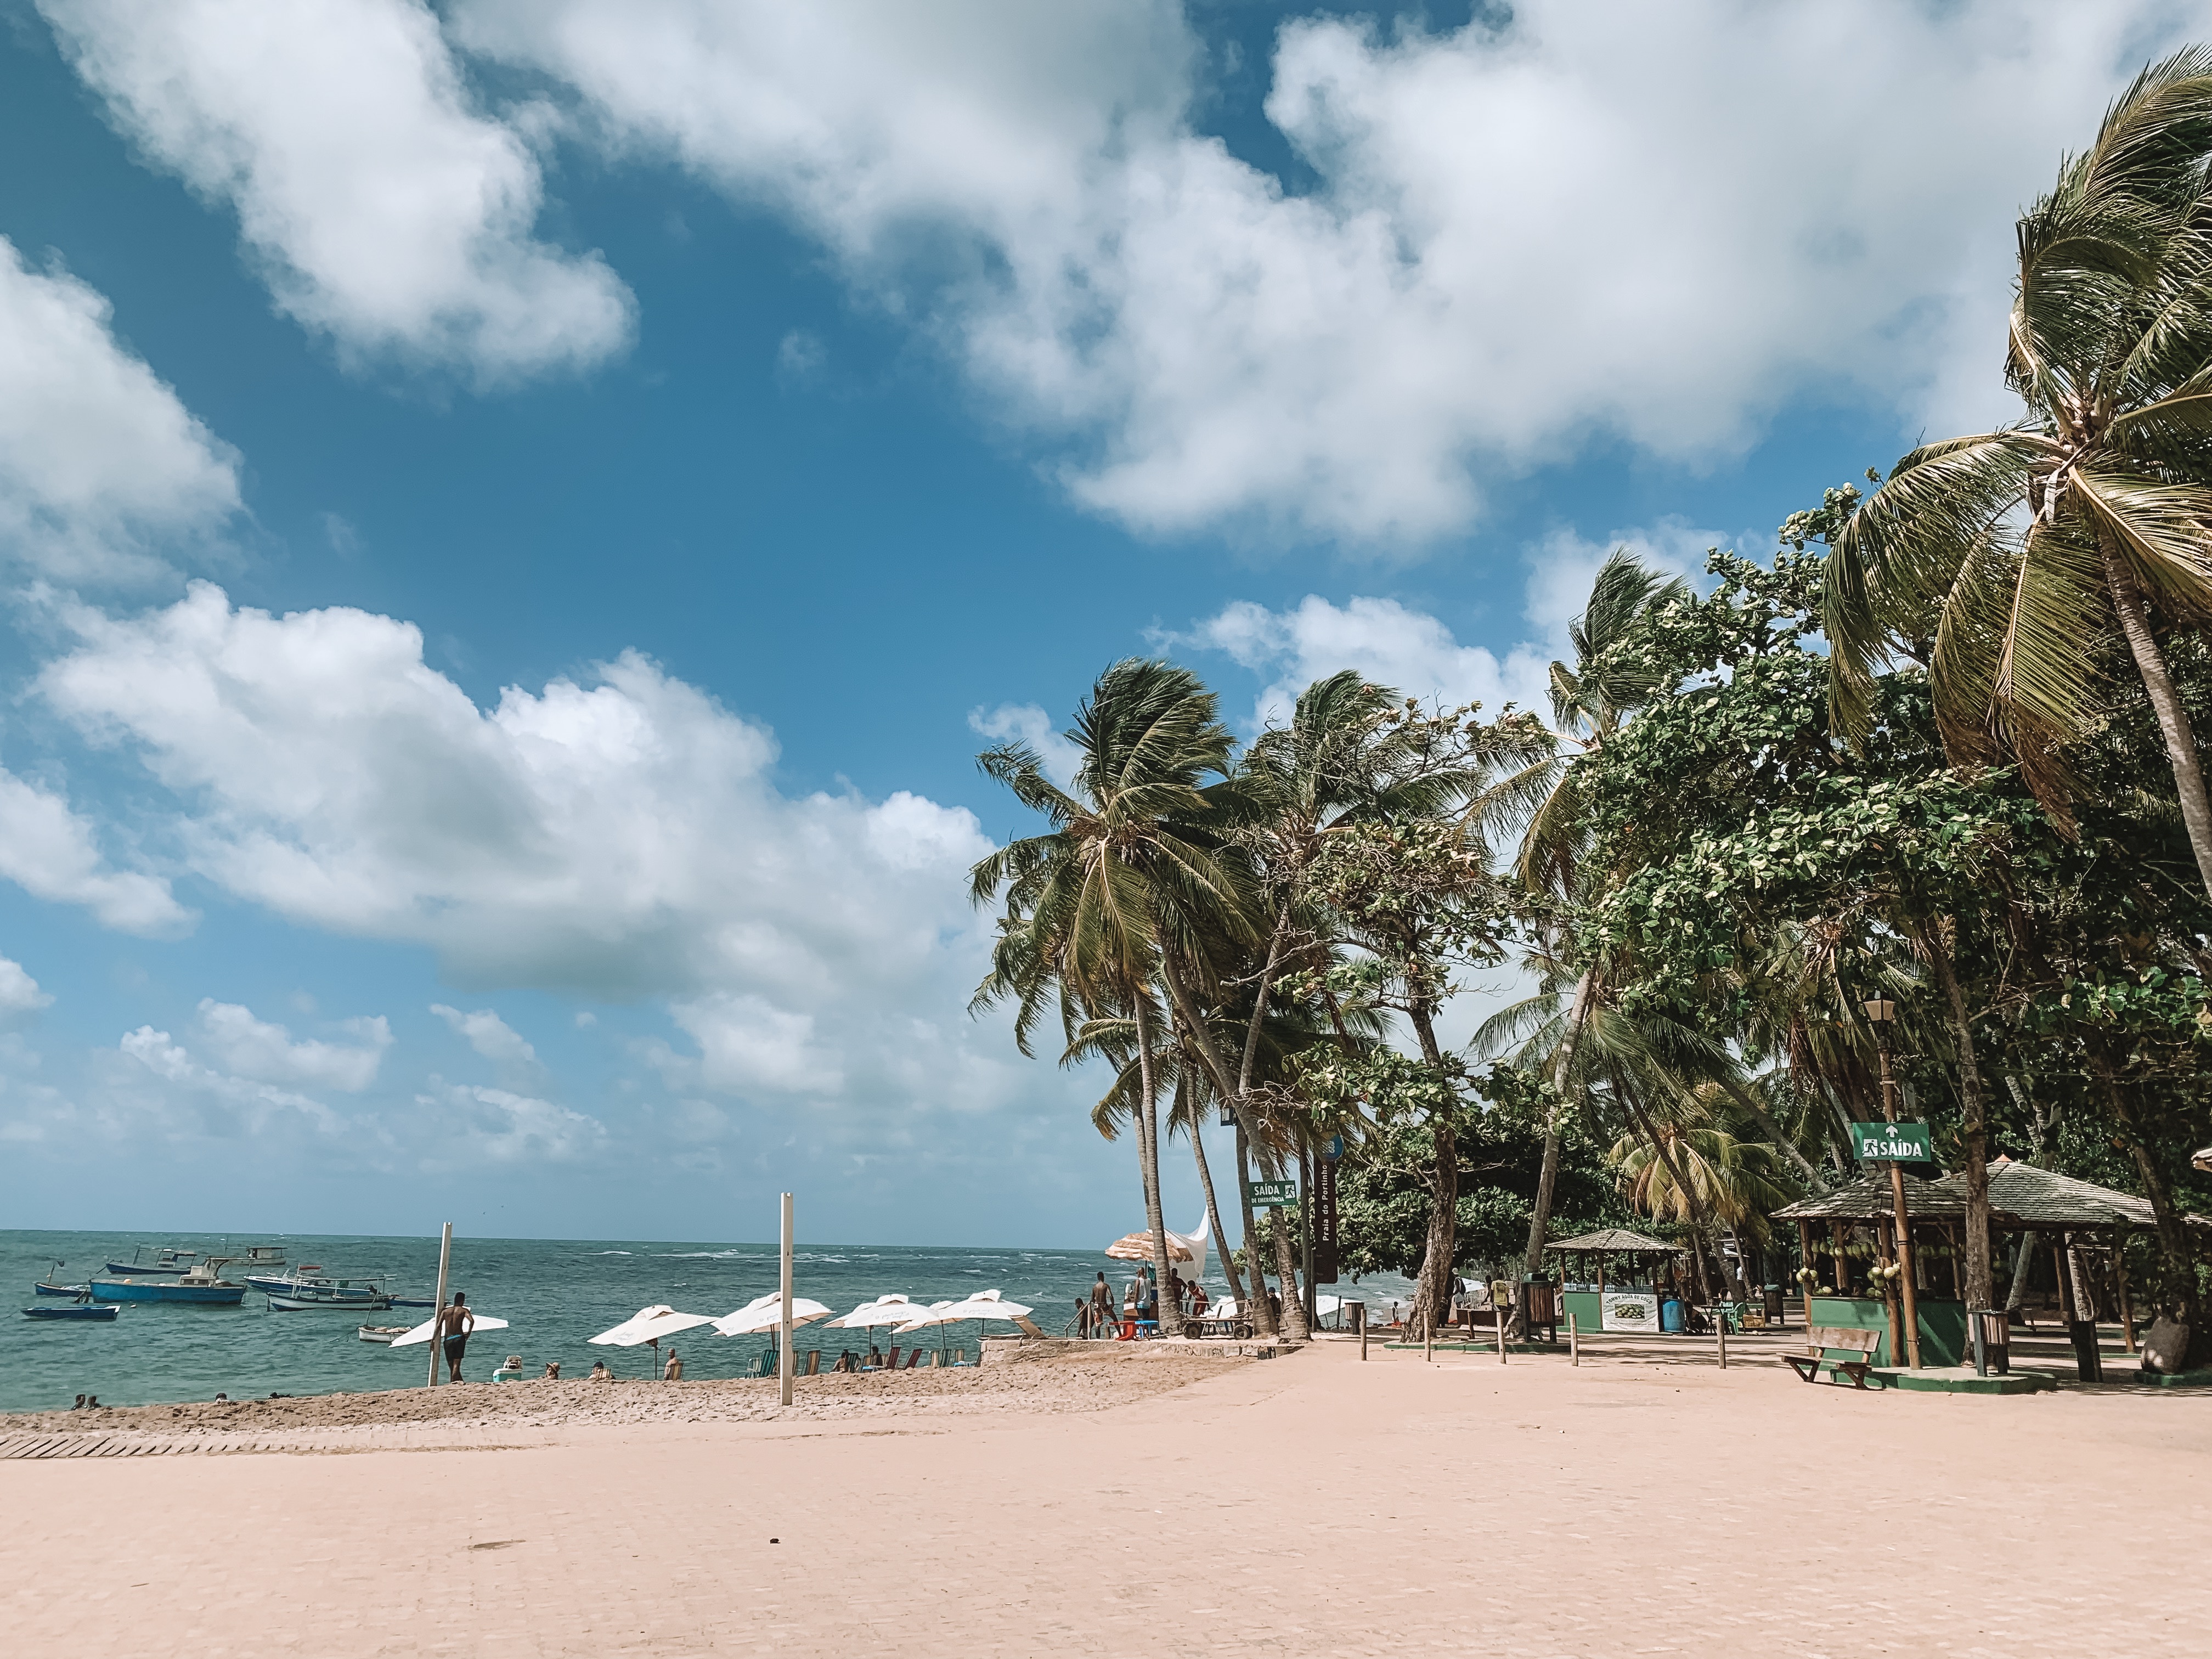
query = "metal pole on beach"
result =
(426, 1221, 452, 1389)
(779, 1193, 795, 1407)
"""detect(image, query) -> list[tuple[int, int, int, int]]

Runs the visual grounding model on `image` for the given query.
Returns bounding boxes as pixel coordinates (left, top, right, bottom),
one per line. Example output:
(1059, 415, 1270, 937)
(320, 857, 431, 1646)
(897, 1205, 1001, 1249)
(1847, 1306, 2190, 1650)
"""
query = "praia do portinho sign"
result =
(1850, 1122, 1933, 1163)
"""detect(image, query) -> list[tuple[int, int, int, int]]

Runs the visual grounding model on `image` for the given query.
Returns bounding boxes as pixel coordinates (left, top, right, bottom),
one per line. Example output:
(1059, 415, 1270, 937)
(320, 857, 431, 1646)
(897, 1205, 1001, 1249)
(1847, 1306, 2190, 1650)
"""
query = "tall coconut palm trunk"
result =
(1918, 924, 1993, 1307)
(1404, 1003, 1460, 1338)
(2098, 529, 2212, 902)
(1524, 967, 1594, 1273)
(1181, 1073, 1245, 1311)
(2090, 1049, 2206, 1357)
(1131, 997, 1173, 1323)
(1233, 1116, 1278, 1337)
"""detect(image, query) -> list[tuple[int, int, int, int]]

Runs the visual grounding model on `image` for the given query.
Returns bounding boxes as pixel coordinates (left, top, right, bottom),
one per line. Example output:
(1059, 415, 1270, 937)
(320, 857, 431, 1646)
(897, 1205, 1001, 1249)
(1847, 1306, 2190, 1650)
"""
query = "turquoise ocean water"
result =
(3, 1229, 1407, 1415)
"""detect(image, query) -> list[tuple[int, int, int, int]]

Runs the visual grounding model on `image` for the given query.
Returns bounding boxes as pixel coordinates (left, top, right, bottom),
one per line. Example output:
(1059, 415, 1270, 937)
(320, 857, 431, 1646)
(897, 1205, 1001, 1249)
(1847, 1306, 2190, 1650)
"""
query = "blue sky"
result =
(0, 1, 2195, 1248)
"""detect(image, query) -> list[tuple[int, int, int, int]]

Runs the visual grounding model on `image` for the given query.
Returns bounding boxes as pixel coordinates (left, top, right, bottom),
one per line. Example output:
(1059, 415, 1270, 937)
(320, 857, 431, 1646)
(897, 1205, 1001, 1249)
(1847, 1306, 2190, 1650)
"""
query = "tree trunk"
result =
(1617, 1076, 1723, 1296)
(1183, 1072, 1245, 1311)
(2002, 1074, 2057, 1316)
(2089, 1048, 2206, 1353)
(1271, 1207, 1310, 1340)
(1131, 995, 1173, 1325)
(1918, 921, 1994, 1308)
(1233, 1114, 1277, 1337)
(1713, 1075, 1827, 1190)
(1523, 967, 1595, 1273)
(2098, 525, 2212, 903)
(1405, 1002, 1460, 1338)
(2005, 1233, 2036, 1316)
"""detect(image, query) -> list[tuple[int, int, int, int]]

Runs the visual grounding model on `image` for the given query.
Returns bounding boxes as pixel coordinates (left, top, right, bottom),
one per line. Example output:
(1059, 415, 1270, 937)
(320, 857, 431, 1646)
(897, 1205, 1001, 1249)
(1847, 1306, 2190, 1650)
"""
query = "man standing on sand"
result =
(433, 1290, 475, 1383)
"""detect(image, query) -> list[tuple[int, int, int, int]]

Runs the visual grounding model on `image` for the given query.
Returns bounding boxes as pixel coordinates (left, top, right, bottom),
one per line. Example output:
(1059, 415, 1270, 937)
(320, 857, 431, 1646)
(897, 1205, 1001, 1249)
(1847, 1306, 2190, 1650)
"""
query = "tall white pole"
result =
(779, 1192, 795, 1407)
(426, 1221, 452, 1389)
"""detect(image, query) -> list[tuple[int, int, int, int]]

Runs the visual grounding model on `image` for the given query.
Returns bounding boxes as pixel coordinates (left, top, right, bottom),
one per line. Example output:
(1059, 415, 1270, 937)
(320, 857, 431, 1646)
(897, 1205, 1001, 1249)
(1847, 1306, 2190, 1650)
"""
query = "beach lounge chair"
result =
(803, 1350, 821, 1376)
(904, 1348, 924, 1369)
(884, 1346, 901, 1371)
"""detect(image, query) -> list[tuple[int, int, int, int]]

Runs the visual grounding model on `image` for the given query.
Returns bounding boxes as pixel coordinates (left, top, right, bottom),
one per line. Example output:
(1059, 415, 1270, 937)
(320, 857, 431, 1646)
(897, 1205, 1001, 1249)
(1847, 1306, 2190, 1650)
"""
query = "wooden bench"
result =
(1783, 1325, 1882, 1389)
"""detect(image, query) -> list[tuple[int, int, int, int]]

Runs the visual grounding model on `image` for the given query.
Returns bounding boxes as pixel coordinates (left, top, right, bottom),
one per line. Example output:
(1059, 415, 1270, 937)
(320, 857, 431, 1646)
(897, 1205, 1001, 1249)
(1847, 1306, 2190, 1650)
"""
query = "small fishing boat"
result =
(92, 1257, 249, 1306)
(23, 1302, 120, 1322)
(357, 1324, 410, 1344)
(387, 1297, 436, 1308)
(268, 1282, 392, 1311)
(33, 1262, 88, 1297)
(101, 1246, 199, 1278)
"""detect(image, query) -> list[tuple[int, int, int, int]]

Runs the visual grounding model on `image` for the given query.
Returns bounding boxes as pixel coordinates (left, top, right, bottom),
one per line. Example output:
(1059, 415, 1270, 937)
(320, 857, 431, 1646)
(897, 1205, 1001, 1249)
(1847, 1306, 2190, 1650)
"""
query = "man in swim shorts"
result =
(434, 1290, 475, 1382)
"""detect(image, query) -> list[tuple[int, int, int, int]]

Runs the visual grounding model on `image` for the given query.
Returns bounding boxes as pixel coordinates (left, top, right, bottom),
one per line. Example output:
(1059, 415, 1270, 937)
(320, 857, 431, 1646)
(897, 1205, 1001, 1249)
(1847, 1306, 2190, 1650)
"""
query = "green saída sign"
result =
(1248, 1179, 1296, 1208)
(1851, 1121, 1933, 1163)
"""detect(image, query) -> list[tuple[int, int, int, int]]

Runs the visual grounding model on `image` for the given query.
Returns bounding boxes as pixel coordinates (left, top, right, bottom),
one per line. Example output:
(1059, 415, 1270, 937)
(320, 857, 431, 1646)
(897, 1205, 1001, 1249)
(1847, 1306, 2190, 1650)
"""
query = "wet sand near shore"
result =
(0, 1343, 1248, 1448)
(7, 1336, 2207, 1657)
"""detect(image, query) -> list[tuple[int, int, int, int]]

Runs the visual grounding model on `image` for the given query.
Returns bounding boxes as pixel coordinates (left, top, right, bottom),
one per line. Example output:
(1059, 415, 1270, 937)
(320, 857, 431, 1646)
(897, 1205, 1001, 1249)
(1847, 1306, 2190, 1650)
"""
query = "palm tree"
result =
(968, 659, 1250, 1312)
(1513, 551, 1690, 1273)
(1827, 48, 2212, 900)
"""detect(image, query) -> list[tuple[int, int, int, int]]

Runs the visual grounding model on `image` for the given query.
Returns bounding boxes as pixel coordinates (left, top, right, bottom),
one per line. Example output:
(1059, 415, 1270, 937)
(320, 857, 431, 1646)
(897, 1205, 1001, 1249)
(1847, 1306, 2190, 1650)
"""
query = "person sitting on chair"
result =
(543, 1361, 561, 1379)
(588, 1361, 612, 1381)
(663, 1347, 684, 1381)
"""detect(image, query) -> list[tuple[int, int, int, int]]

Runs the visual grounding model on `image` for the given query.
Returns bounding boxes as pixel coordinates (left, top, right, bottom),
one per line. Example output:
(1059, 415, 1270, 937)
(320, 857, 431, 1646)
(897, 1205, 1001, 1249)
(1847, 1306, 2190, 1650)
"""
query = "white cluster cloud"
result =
(414, 1079, 605, 1164)
(431, 1003, 538, 1071)
(447, 0, 2185, 541)
(0, 237, 240, 581)
(32, 582, 1053, 1142)
(0, 956, 54, 1024)
(195, 998, 391, 1092)
(0, 765, 191, 935)
(43, 0, 633, 382)
(116, 1022, 343, 1138)
(967, 703, 1084, 789)
(1177, 518, 1728, 731)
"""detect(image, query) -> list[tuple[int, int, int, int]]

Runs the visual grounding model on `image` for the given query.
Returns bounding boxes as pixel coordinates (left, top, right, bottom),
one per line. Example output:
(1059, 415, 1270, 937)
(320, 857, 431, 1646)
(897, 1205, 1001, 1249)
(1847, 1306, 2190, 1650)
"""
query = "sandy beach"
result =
(5, 1333, 2207, 1657)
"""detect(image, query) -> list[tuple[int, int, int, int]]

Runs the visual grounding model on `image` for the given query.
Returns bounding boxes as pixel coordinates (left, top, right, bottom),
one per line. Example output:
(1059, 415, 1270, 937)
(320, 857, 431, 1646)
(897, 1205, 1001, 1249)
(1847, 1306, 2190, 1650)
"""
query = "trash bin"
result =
(1762, 1284, 1784, 1323)
(1661, 1297, 1684, 1333)
(1970, 1308, 2010, 1375)
(2068, 1319, 2103, 1382)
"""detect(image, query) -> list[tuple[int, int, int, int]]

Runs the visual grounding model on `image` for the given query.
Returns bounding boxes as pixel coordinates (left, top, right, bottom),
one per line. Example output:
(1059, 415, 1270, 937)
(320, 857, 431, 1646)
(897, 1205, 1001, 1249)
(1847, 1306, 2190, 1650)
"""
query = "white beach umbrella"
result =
(390, 1313, 509, 1348)
(588, 1304, 719, 1347)
(711, 1293, 833, 1336)
(894, 1289, 1035, 1361)
(828, 1293, 923, 1331)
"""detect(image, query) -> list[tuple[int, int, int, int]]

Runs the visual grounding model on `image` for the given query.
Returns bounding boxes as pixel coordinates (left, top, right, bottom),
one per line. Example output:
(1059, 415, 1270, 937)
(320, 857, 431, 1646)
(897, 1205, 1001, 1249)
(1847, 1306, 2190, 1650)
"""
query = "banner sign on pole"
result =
(1248, 1179, 1296, 1207)
(1850, 1121, 1933, 1162)
(1313, 1156, 1339, 1283)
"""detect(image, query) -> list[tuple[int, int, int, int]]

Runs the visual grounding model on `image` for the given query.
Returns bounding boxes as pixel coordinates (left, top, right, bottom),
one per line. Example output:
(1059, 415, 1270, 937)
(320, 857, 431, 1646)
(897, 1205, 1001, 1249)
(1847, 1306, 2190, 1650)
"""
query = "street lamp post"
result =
(1863, 997, 1923, 1369)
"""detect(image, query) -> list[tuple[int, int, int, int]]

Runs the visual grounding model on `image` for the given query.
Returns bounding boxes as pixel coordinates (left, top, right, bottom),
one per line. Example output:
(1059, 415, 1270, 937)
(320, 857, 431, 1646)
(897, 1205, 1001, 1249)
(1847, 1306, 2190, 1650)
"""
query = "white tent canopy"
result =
(712, 1293, 833, 1337)
(588, 1305, 718, 1347)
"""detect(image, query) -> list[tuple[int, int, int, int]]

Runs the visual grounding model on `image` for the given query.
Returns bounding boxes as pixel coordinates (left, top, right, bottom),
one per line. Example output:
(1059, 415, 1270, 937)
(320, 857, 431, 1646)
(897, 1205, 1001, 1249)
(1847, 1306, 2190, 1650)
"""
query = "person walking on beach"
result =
(1091, 1272, 1113, 1324)
(433, 1290, 475, 1383)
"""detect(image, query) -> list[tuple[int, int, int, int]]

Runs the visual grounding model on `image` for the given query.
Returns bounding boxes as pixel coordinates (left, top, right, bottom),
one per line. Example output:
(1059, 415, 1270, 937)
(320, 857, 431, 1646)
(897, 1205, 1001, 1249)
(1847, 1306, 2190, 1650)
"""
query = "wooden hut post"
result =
(1829, 1220, 1848, 1294)
(1796, 1220, 1815, 1328)
(2112, 1227, 2137, 1353)
(1877, 1219, 1905, 1367)
(2052, 1233, 2075, 1322)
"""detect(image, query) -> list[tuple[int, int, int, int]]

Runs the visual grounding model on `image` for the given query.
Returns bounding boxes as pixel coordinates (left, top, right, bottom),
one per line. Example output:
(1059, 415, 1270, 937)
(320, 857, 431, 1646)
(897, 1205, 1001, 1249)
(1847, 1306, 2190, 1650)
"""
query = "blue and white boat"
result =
(33, 1262, 88, 1297)
(92, 1259, 248, 1306)
(23, 1301, 119, 1322)
(266, 1279, 392, 1311)
(101, 1246, 199, 1278)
